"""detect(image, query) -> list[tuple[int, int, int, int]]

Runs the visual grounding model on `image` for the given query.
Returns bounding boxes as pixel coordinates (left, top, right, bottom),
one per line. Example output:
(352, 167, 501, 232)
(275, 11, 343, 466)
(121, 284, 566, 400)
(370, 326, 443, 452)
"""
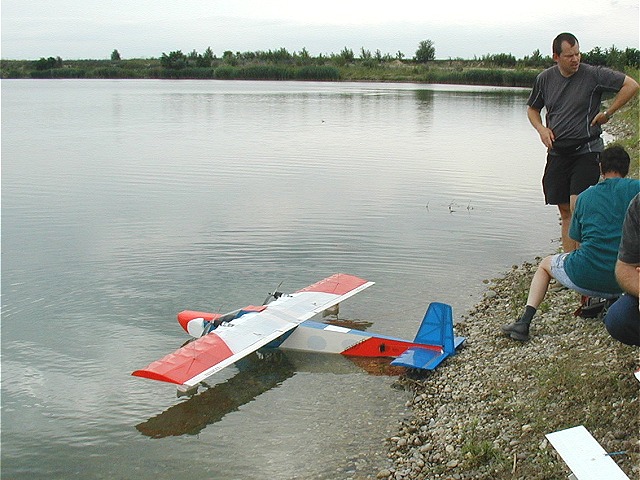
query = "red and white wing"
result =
(132, 274, 374, 386)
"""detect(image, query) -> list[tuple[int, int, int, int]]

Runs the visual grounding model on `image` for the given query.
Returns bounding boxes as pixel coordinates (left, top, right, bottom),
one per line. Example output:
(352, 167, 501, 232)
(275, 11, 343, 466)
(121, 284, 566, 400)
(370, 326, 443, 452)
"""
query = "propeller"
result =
(200, 309, 240, 337)
(263, 281, 284, 305)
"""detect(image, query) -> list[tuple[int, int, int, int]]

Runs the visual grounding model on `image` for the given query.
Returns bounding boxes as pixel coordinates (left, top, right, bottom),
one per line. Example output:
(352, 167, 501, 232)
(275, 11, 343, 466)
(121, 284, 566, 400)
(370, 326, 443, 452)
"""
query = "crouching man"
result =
(604, 193, 640, 346)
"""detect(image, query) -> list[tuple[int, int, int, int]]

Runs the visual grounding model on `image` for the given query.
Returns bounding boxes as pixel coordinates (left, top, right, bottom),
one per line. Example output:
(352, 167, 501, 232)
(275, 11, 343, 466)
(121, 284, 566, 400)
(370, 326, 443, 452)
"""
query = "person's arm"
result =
(527, 106, 554, 149)
(591, 75, 640, 126)
(615, 261, 640, 296)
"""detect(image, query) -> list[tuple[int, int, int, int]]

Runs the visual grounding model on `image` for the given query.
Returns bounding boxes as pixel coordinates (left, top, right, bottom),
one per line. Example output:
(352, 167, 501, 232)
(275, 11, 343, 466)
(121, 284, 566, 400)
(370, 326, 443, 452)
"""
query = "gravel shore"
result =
(375, 259, 639, 480)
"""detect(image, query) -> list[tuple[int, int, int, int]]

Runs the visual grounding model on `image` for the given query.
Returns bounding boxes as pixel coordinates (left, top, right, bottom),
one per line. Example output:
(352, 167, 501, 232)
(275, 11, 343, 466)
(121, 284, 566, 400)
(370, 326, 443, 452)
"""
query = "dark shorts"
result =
(542, 152, 600, 205)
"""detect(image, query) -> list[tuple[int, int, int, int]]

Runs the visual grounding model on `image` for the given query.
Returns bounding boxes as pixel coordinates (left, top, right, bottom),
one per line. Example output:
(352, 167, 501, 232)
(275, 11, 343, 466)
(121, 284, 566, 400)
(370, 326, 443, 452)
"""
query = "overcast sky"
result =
(1, 0, 638, 61)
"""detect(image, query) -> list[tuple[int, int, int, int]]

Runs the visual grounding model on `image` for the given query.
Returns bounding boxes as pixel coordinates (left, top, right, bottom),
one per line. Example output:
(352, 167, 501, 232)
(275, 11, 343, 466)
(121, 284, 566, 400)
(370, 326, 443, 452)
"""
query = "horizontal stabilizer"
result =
(390, 346, 447, 370)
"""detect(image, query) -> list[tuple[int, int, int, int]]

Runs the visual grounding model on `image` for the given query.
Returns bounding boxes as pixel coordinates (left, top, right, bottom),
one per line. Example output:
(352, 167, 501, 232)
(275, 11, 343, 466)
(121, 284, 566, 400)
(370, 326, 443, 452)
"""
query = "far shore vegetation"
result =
(1, 40, 638, 88)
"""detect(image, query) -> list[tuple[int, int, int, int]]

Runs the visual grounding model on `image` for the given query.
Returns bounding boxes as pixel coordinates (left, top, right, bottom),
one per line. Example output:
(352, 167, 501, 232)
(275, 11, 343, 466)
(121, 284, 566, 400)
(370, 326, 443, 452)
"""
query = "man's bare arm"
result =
(527, 106, 554, 149)
(592, 75, 640, 126)
(615, 260, 640, 296)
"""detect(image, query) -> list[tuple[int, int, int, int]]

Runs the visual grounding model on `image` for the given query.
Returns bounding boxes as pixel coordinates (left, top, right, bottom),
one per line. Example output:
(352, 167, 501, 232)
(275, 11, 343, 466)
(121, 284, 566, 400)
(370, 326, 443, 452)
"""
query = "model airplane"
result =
(132, 273, 465, 395)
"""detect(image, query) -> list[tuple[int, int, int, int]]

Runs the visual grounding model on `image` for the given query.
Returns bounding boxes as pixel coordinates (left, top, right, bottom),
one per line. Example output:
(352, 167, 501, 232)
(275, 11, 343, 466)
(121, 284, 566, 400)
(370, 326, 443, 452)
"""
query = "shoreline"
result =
(373, 260, 639, 480)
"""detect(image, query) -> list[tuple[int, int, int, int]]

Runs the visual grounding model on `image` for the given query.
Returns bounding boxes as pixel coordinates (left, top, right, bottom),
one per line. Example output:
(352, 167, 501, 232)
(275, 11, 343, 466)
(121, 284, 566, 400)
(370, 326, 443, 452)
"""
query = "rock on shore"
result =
(375, 259, 639, 480)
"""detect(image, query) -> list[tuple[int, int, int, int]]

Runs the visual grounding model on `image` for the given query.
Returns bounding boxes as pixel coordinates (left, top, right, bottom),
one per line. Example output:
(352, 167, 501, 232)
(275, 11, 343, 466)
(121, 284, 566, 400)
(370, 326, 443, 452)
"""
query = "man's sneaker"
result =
(574, 296, 610, 319)
(604, 296, 618, 309)
(501, 321, 530, 341)
(598, 297, 620, 320)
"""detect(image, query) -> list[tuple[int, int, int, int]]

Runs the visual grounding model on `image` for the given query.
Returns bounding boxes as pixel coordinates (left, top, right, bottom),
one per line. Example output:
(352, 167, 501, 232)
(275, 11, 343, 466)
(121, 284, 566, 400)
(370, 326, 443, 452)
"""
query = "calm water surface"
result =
(2, 79, 558, 479)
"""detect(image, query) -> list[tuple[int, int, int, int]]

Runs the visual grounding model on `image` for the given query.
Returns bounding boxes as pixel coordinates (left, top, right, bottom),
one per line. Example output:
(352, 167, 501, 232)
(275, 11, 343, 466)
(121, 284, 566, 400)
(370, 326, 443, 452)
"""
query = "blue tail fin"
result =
(414, 302, 455, 356)
(390, 302, 463, 370)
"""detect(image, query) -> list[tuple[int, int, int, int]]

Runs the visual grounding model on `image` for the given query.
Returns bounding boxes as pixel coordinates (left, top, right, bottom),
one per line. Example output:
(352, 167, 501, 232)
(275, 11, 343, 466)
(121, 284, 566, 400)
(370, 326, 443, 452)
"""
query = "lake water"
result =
(1, 79, 559, 479)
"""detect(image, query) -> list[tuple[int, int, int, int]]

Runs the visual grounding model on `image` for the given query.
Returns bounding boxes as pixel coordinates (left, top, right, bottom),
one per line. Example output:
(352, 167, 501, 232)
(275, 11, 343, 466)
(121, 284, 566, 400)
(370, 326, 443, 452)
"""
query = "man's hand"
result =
(591, 111, 610, 126)
(538, 127, 555, 149)
(591, 75, 640, 127)
(527, 106, 555, 149)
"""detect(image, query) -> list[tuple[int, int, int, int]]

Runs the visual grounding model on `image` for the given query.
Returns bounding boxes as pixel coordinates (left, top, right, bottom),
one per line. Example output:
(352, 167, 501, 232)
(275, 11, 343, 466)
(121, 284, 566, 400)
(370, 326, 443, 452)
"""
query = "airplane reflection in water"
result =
(136, 350, 295, 438)
(135, 338, 402, 439)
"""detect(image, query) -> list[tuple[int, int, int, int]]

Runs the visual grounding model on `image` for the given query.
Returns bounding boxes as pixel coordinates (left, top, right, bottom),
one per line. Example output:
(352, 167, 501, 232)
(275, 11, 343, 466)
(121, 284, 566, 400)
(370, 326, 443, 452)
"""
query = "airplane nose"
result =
(177, 310, 219, 335)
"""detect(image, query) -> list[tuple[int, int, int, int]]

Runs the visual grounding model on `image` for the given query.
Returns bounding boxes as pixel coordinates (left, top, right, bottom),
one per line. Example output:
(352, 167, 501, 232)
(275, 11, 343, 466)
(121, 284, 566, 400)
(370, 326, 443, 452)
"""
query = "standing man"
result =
(527, 32, 639, 252)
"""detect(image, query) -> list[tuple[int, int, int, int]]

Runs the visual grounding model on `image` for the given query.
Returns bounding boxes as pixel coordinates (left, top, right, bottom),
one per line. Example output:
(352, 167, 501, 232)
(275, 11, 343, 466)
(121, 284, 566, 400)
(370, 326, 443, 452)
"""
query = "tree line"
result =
(156, 41, 639, 70)
(2, 39, 638, 85)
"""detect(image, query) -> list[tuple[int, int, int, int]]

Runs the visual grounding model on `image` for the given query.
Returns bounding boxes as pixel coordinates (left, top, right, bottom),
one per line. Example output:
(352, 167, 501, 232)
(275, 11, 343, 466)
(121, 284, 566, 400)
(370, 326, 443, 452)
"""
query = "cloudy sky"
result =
(1, 0, 638, 60)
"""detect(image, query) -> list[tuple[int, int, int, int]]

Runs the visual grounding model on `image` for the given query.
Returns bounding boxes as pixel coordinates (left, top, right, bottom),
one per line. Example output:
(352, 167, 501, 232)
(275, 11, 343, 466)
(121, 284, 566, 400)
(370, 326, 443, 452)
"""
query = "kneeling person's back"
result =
(564, 146, 640, 294)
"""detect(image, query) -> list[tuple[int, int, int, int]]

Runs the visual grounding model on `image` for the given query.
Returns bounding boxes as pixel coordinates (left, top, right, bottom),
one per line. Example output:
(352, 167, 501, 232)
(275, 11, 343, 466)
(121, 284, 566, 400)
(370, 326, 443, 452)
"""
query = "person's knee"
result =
(604, 314, 624, 341)
(604, 296, 640, 346)
(540, 255, 553, 272)
(557, 204, 571, 220)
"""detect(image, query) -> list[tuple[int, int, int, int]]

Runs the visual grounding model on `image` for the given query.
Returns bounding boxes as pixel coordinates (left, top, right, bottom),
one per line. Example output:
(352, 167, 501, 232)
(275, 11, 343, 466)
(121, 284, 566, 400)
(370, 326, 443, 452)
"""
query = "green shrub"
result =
(237, 65, 293, 80)
(213, 65, 237, 79)
(30, 68, 85, 78)
(295, 65, 340, 80)
(88, 67, 124, 79)
(160, 67, 214, 79)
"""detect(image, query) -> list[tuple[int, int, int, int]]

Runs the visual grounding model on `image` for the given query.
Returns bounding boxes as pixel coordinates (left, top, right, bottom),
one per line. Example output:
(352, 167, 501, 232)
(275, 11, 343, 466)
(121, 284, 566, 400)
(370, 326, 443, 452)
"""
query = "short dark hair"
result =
(552, 33, 579, 56)
(600, 145, 630, 177)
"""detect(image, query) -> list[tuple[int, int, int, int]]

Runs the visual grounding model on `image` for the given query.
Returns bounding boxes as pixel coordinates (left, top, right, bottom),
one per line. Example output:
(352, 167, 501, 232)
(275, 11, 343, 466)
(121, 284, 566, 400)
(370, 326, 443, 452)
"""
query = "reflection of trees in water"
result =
(136, 350, 296, 439)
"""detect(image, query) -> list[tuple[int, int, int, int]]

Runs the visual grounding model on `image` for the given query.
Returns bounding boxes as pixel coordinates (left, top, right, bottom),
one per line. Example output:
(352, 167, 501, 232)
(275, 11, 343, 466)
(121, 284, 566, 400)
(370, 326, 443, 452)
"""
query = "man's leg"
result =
(563, 152, 600, 252)
(604, 294, 640, 346)
(526, 256, 554, 308)
(542, 156, 574, 252)
(502, 256, 555, 341)
(558, 203, 576, 252)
